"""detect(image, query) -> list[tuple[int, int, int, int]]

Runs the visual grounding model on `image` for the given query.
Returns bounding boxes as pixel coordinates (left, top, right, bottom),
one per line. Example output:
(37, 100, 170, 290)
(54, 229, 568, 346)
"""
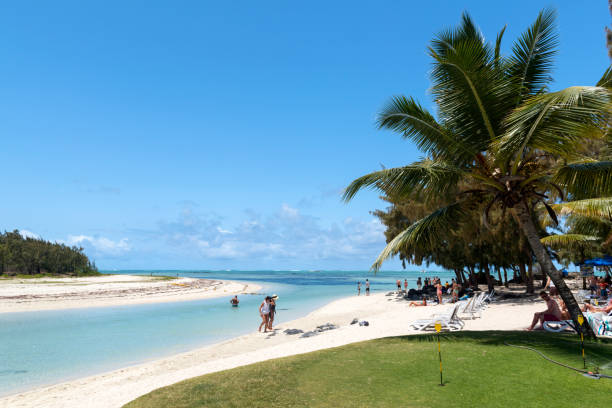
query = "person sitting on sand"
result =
(230, 295, 239, 306)
(527, 291, 562, 331)
(409, 296, 427, 307)
(267, 295, 277, 330)
(259, 296, 271, 333)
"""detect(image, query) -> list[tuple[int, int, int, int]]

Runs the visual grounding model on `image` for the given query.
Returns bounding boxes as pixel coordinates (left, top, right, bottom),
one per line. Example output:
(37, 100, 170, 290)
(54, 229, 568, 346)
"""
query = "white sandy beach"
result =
(0, 275, 261, 313)
(0, 290, 546, 408)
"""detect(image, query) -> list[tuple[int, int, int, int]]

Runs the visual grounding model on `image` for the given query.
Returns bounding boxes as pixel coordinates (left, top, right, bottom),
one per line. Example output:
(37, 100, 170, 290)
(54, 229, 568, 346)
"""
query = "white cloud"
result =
(71, 202, 398, 269)
(67, 235, 131, 256)
(151, 204, 387, 264)
(19, 230, 40, 240)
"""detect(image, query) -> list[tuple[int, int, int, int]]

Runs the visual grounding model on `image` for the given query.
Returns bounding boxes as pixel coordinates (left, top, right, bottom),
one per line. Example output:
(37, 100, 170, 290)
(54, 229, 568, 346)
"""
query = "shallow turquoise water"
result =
(0, 269, 453, 396)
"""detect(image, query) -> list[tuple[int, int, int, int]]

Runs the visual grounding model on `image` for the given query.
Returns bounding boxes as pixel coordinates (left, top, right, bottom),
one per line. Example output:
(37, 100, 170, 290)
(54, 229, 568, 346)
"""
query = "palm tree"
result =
(343, 9, 610, 336)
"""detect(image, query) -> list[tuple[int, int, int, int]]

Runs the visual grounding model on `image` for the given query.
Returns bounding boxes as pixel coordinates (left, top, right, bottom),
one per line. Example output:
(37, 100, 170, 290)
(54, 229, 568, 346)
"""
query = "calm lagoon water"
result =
(0, 269, 454, 396)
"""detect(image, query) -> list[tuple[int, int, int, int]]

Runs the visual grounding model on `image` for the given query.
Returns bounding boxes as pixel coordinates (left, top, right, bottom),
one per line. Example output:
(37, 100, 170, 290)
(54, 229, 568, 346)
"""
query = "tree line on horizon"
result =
(344, 7, 612, 337)
(0, 230, 98, 276)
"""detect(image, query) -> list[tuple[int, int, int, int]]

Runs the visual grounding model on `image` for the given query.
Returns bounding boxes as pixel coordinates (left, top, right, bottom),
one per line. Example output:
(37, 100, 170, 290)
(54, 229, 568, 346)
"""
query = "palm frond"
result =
(429, 42, 498, 146)
(554, 161, 612, 199)
(342, 161, 463, 202)
(552, 197, 612, 219)
(496, 86, 610, 167)
(597, 65, 612, 89)
(494, 25, 507, 66)
(540, 234, 600, 250)
(377, 96, 473, 163)
(427, 13, 516, 151)
(371, 203, 465, 270)
(508, 8, 558, 98)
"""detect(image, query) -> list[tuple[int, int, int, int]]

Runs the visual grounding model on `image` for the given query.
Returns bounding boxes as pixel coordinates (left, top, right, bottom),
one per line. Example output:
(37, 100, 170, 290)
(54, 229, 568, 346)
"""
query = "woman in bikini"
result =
(409, 296, 427, 307)
(435, 281, 443, 304)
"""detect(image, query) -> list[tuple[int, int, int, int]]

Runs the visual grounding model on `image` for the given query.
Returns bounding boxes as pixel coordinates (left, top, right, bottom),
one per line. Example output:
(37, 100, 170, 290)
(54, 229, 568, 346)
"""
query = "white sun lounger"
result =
(410, 303, 464, 331)
(544, 311, 612, 337)
(459, 292, 487, 319)
(543, 320, 575, 332)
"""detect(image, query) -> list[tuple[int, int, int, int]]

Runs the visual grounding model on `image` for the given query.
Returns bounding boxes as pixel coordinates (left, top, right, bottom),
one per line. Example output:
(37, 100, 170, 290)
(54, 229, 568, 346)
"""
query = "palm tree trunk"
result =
(454, 269, 464, 285)
(503, 268, 509, 288)
(483, 264, 494, 292)
(513, 200, 593, 337)
(527, 262, 535, 294)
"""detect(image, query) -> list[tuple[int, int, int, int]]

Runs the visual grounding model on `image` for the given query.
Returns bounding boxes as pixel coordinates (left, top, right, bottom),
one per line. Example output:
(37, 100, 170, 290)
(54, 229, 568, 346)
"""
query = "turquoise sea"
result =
(0, 269, 454, 396)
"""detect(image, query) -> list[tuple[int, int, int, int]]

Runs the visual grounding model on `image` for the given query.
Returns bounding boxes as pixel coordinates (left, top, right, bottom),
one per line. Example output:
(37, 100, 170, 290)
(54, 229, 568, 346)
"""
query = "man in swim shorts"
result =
(527, 291, 562, 331)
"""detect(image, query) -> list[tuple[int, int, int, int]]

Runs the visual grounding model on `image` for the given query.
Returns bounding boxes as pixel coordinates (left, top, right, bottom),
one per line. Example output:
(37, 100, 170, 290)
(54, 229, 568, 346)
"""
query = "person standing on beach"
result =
(435, 281, 443, 304)
(259, 296, 271, 333)
(417, 277, 422, 290)
(404, 279, 408, 293)
(396, 279, 401, 292)
(357, 281, 361, 296)
(267, 295, 277, 330)
(365, 279, 370, 296)
(451, 282, 459, 303)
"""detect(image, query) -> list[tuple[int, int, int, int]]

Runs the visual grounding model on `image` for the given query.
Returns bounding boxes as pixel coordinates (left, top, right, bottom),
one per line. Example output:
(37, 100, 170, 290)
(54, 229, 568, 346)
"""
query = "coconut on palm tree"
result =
(344, 9, 610, 336)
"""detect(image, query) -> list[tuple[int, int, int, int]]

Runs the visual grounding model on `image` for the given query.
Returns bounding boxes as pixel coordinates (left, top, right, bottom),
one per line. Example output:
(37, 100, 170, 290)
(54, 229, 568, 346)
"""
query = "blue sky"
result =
(1, 1, 609, 270)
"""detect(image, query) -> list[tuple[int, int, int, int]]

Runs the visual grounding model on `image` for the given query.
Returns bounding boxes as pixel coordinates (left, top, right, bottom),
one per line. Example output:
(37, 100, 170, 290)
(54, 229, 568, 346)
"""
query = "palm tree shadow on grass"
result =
(388, 331, 612, 365)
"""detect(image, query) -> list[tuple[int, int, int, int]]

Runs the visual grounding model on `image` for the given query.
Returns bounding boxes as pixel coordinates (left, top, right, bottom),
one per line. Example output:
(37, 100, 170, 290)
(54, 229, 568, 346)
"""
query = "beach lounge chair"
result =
(483, 289, 495, 303)
(460, 292, 486, 319)
(587, 311, 612, 337)
(543, 320, 576, 332)
(544, 311, 612, 336)
(409, 303, 464, 331)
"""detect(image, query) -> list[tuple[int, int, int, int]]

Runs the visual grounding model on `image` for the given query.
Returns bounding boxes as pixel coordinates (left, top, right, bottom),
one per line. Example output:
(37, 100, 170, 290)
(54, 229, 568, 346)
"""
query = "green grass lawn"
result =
(124, 331, 612, 408)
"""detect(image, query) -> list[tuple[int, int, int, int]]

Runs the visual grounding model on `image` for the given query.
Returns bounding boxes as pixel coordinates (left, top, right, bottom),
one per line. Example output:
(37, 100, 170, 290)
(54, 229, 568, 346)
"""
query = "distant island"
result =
(0, 230, 98, 276)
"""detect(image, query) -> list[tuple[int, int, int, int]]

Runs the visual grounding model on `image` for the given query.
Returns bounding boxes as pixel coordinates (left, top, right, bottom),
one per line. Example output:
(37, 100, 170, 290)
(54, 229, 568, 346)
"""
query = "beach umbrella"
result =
(582, 255, 612, 266)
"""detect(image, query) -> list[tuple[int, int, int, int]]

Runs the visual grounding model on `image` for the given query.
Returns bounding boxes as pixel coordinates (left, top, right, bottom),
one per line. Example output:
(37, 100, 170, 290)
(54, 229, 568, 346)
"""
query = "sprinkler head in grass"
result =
(582, 372, 601, 380)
